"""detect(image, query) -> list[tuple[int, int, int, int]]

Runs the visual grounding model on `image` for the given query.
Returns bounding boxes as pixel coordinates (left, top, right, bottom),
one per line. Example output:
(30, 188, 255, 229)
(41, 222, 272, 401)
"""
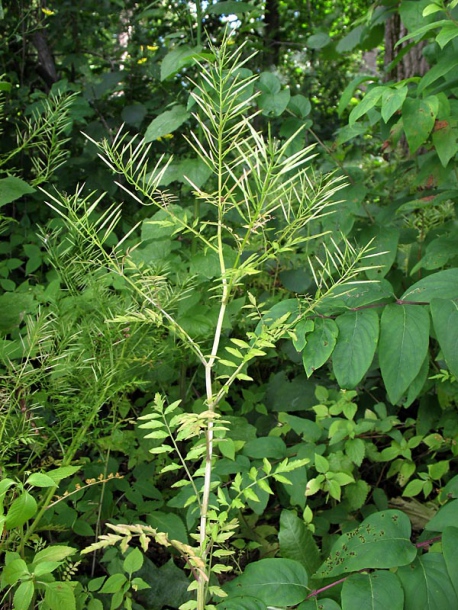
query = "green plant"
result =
(43, 37, 375, 609)
(1, 545, 77, 610)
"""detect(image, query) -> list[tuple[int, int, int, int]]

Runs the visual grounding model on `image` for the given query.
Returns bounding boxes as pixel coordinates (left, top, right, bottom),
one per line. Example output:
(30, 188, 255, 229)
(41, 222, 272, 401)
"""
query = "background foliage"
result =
(1, 1, 458, 609)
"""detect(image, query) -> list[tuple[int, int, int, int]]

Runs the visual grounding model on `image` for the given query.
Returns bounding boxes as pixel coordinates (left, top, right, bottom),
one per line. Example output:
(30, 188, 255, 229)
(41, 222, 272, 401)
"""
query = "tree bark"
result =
(384, 12, 428, 81)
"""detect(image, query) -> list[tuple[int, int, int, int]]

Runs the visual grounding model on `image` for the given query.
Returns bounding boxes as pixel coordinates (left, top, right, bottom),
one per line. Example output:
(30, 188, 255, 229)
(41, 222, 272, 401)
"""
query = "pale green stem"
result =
(197, 77, 229, 607)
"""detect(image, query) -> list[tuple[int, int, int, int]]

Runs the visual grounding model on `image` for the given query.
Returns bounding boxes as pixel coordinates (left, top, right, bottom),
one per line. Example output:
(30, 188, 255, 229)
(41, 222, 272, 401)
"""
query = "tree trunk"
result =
(384, 12, 428, 81)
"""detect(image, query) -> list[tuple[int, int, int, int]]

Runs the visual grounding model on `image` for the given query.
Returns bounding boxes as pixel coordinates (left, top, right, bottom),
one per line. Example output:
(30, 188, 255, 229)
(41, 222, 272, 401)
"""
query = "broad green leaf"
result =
(0, 176, 35, 208)
(258, 72, 281, 94)
(258, 89, 290, 117)
(298, 600, 341, 610)
(418, 50, 457, 94)
(302, 318, 339, 377)
(45, 465, 80, 484)
(121, 103, 147, 127)
(243, 437, 287, 460)
(278, 413, 321, 442)
(338, 75, 375, 116)
(314, 510, 417, 578)
(432, 123, 458, 167)
(160, 46, 202, 81)
(361, 225, 400, 280)
(123, 548, 144, 576)
(349, 86, 385, 126)
(345, 479, 370, 511)
(288, 95, 311, 118)
(332, 309, 379, 388)
(402, 96, 438, 154)
(341, 571, 404, 610)
(2, 558, 29, 585)
(397, 554, 458, 610)
(217, 597, 267, 610)
(403, 353, 429, 408)
(207, 1, 253, 15)
(278, 510, 321, 576)
(430, 299, 458, 377)
(442, 526, 458, 598)
(99, 573, 127, 593)
(224, 558, 308, 606)
(379, 304, 430, 404)
(381, 86, 407, 123)
(144, 105, 190, 142)
(34, 546, 76, 564)
(423, 3, 443, 16)
(26, 473, 57, 487)
(5, 491, 37, 529)
(158, 157, 212, 188)
(425, 499, 458, 532)
(146, 511, 188, 544)
(307, 33, 331, 49)
(34, 561, 62, 576)
(14, 581, 34, 610)
(316, 279, 394, 315)
(401, 269, 458, 302)
(44, 581, 76, 610)
(436, 23, 458, 48)
(337, 25, 364, 53)
(345, 438, 366, 467)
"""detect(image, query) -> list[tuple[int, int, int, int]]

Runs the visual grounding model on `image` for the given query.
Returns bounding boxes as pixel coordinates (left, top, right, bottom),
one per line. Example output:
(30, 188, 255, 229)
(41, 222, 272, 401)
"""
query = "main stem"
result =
(197, 87, 228, 607)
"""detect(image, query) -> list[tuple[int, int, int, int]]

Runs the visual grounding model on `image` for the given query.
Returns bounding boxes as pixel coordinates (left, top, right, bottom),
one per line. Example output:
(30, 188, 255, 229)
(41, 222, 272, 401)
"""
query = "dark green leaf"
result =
(442, 526, 458, 598)
(307, 33, 331, 49)
(425, 499, 458, 532)
(381, 86, 407, 123)
(402, 96, 438, 154)
(217, 597, 267, 610)
(243, 437, 287, 460)
(160, 46, 203, 81)
(401, 269, 458, 302)
(432, 123, 458, 167)
(144, 105, 190, 142)
(314, 510, 417, 578)
(431, 299, 458, 377)
(361, 225, 400, 280)
(302, 318, 338, 377)
(349, 86, 385, 125)
(332, 309, 379, 388)
(341, 571, 404, 610)
(224, 558, 308, 606)
(0, 176, 35, 208)
(146, 511, 188, 544)
(379, 304, 430, 404)
(298, 600, 341, 610)
(258, 89, 290, 117)
(207, 2, 253, 15)
(278, 510, 321, 576)
(397, 554, 458, 610)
